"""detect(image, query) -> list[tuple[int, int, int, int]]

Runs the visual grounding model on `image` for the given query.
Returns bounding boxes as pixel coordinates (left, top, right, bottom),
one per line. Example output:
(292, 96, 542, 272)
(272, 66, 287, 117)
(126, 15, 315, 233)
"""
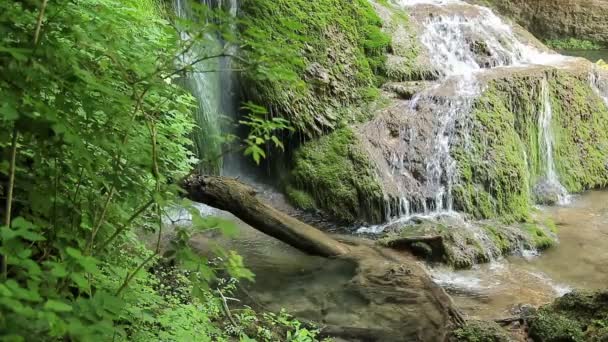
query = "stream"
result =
(436, 190, 608, 320)
(173, 190, 608, 326)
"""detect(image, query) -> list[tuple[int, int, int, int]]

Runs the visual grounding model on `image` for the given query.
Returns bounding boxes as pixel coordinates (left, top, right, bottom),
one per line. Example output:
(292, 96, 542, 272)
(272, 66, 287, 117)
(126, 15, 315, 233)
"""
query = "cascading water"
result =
(360, 0, 568, 233)
(535, 78, 570, 205)
(175, 0, 239, 175)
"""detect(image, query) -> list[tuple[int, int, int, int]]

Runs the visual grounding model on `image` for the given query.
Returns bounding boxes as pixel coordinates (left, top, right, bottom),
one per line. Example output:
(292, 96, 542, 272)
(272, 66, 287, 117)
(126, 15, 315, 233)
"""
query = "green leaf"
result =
(0, 102, 18, 121)
(44, 300, 73, 312)
(70, 273, 89, 290)
(65, 247, 83, 259)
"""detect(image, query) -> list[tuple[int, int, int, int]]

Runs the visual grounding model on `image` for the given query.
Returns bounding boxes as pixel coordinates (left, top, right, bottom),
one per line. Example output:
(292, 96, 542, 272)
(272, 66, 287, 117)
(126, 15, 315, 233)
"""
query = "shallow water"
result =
(434, 190, 608, 320)
(174, 190, 608, 324)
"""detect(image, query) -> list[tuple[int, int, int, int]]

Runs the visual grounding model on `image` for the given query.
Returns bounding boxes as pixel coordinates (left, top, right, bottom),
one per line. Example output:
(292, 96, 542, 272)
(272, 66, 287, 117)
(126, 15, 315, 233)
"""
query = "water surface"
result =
(435, 190, 608, 320)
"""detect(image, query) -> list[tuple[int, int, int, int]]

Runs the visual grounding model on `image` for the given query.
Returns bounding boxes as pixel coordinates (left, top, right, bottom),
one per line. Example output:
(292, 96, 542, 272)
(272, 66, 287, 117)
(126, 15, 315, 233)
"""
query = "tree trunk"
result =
(182, 174, 349, 257)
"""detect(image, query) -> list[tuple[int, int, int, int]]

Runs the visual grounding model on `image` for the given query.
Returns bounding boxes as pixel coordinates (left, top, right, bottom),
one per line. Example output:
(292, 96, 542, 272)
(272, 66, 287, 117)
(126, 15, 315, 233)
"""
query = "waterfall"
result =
(360, 0, 569, 232)
(589, 67, 608, 106)
(536, 78, 570, 204)
(175, 0, 239, 175)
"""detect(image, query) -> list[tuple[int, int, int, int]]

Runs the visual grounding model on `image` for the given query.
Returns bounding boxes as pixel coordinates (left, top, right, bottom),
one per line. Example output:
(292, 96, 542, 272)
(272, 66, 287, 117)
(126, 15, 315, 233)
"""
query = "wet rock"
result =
(533, 180, 562, 205)
(380, 215, 558, 268)
(305, 62, 331, 85)
(382, 81, 434, 100)
(380, 217, 492, 268)
(410, 241, 434, 259)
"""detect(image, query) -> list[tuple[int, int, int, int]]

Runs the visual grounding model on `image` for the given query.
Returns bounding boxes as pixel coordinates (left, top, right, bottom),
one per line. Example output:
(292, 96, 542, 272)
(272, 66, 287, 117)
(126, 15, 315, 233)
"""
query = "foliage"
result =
(545, 38, 602, 50)
(597, 59, 608, 70)
(0, 0, 318, 340)
(239, 103, 294, 165)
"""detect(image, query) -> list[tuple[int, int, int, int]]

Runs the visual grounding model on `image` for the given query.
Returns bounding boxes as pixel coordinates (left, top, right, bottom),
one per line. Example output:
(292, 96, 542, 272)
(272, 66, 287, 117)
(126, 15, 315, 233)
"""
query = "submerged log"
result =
(182, 175, 349, 257)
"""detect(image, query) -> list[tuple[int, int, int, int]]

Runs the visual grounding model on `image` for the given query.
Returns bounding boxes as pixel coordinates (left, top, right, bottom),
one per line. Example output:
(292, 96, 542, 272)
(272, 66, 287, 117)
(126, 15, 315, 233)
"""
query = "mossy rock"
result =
(529, 291, 608, 342)
(454, 67, 608, 221)
(451, 320, 512, 342)
(240, 0, 392, 136)
(529, 312, 585, 342)
(287, 127, 385, 223)
(381, 216, 557, 268)
(380, 219, 491, 269)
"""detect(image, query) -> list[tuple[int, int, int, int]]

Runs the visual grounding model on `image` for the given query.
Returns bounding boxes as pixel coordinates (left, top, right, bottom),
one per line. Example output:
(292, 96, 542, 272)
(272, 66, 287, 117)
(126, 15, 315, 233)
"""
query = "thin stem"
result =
(86, 187, 115, 253)
(116, 122, 162, 296)
(86, 87, 149, 254)
(97, 199, 154, 252)
(2, 127, 18, 279)
(34, 0, 49, 45)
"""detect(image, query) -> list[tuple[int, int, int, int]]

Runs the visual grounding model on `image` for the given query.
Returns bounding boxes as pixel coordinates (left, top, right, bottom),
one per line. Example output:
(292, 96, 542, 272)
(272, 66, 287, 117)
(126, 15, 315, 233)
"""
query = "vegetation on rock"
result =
(380, 216, 557, 269)
(451, 320, 511, 342)
(239, 0, 391, 137)
(545, 38, 602, 51)
(530, 291, 608, 342)
(288, 128, 385, 223)
(454, 69, 608, 221)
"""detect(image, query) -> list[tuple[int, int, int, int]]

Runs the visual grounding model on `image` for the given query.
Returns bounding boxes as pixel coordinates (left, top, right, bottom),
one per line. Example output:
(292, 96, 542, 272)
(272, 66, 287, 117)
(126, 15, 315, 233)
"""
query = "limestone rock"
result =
(479, 0, 608, 46)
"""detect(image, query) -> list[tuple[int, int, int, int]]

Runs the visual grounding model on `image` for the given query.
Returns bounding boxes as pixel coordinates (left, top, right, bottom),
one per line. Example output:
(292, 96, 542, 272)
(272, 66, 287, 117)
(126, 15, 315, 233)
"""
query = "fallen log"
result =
(181, 175, 465, 340)
(182, 175, 349, 257)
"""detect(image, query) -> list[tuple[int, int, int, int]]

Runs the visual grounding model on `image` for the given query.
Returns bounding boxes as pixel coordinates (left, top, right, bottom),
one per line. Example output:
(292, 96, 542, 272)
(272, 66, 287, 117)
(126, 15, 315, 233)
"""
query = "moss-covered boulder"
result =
(379, 215, 557, 269)
(453, 65, 608, 221)
(287, 128, 386, 223)
(529, 290, 608, 342)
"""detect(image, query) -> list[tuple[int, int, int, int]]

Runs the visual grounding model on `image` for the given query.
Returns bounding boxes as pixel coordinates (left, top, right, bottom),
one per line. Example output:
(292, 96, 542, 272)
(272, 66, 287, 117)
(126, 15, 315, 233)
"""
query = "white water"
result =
(360, 0, 570, 232)
(175, 0, 239, 175)
(590, 67, 608, 106)
(537, 78, 570, 204)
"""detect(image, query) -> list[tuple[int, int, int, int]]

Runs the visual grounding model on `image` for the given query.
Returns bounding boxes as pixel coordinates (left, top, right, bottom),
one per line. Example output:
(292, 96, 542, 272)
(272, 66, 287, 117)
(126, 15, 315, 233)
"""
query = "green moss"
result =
(545, 217, 558, 234)
(523, 223, 555, 249)
(454, 69, 608, 221)
(529, 311, 585, 342)
(240, 0, 391, 136)
(452, 320, 511, 342)
(285, 185, 316, 210)
(530, 291, 608, 341)
(453, 85, 532, 222)
(549, 71, 608, 193)
(545, 38, 603, 50)
(377, 1, 430, 82)
(482, 225, 511, 253)
(288, 128, 385, 223)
